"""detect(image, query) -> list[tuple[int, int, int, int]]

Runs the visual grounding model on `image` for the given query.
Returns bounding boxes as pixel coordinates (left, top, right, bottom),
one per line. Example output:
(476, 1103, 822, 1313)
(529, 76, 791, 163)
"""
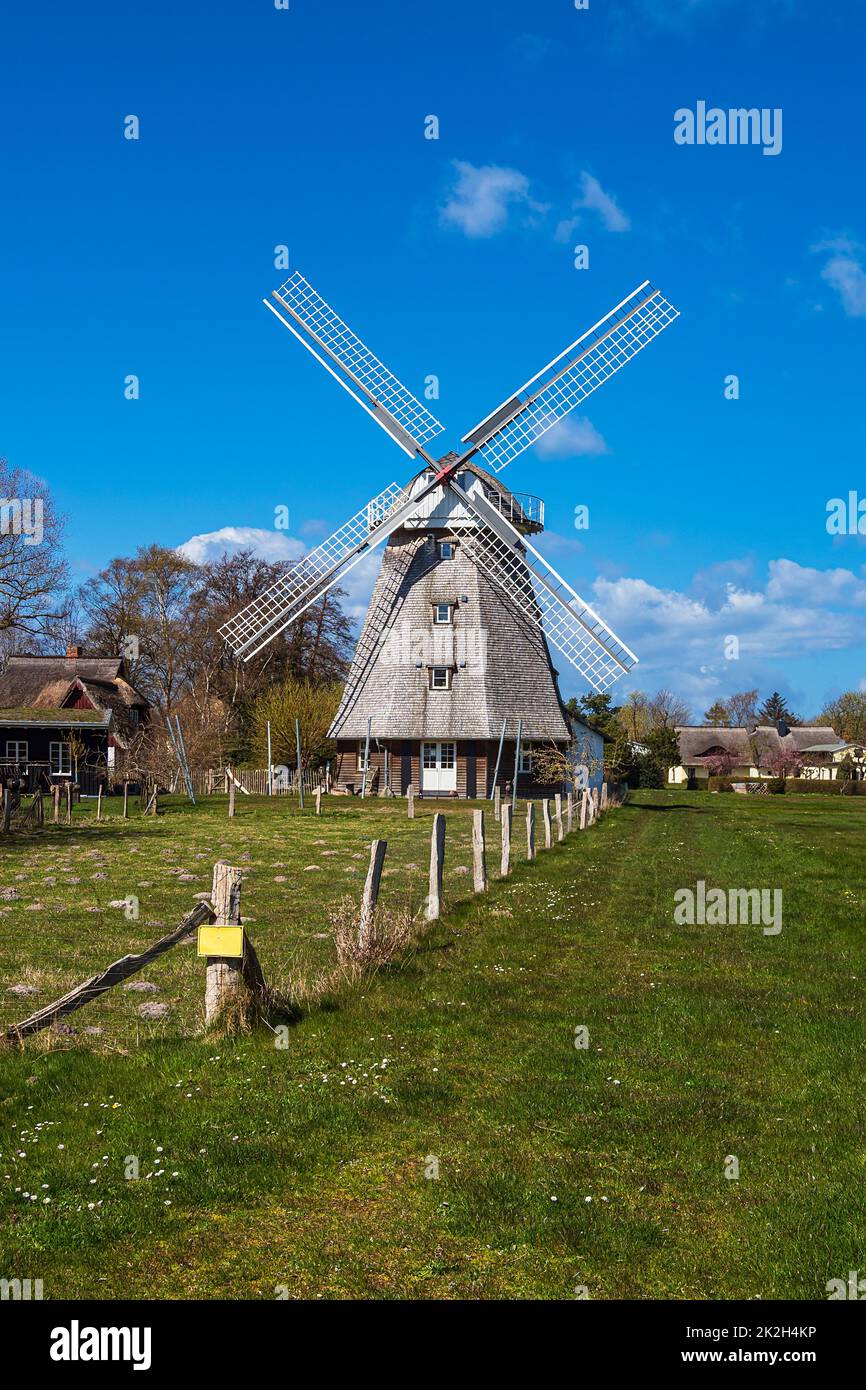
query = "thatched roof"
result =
(0, 656, 127, 704)
(675, 724, 842, 766)
(0, 656, 149, 747)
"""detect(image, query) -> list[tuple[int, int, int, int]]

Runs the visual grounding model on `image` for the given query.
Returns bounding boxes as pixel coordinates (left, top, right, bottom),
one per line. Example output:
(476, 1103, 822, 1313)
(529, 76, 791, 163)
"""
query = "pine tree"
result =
(758, 692, 798, 726)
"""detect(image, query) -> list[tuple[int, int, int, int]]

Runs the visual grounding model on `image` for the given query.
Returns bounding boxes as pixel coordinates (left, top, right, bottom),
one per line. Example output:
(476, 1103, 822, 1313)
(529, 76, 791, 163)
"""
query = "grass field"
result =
(1, 788, 864, 1300)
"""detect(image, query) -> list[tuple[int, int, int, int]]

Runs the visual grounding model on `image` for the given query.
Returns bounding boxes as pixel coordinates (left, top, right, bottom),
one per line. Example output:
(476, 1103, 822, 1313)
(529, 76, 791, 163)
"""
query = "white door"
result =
(421, 741, 457, 793)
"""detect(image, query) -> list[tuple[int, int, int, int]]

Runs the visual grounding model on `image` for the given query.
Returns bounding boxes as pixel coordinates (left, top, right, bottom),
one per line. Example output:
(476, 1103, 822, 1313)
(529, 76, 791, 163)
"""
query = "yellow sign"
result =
(197, 925, 244, 959)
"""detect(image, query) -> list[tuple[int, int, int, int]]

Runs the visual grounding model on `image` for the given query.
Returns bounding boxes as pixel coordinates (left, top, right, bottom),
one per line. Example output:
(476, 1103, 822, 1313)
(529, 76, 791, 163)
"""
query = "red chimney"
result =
(66, 643, 82, 660)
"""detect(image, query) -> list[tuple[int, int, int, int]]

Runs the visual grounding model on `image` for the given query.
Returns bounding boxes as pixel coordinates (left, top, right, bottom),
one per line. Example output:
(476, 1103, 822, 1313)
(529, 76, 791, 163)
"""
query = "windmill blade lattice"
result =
(454, 485, 637, 692)
(270, 272, 444, 457)
(219, 482, 408, 660)
(461, 282, 678, 473)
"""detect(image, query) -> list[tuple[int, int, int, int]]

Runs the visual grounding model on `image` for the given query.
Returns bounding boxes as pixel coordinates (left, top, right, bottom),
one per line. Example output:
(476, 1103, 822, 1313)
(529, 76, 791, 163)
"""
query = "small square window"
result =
(429, 667, 451, 691)
(439, 541, 454, 559)
(433, 603, 452, 625)
(6, 740, 28, 762)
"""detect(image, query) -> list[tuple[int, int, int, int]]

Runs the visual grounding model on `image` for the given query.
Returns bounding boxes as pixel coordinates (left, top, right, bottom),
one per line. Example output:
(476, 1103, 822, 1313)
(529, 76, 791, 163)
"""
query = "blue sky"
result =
(1, 0, 864, 719)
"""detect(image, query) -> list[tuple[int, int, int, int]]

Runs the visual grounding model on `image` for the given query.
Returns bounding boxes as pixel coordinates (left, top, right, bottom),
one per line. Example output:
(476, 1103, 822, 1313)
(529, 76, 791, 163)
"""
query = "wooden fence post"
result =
(591, 787, 599, 822)
(472, 808, 488, 893)
(554, 793, 563, 842)
(205, 862, 244, 1028)
(3, 787, 11, 833)
(358, 839, 387, 952)
(123, 781, 129, 819)
(65, 783, 72, 825)
(53, 785, 60, 824)
(493, 785, 501, 823)
(579, 792, 588, 830)
(526, 802, 536, 861)
(96, 787, 103, 822)
(566, 792, 573, 834)
(542, 798, 552, 849)
(500, 804, 512, 877)
(426, 813, 445, 920)
(228, 777, 235, 819)
(601, 782, 609, 811)
(407, 783, 415, 819)
(315, 785, 322, 815)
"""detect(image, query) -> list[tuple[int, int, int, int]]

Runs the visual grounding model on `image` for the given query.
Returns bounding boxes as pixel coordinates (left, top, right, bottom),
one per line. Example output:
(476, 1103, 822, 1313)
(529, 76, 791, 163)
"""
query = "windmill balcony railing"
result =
(481, 488, 545, 532)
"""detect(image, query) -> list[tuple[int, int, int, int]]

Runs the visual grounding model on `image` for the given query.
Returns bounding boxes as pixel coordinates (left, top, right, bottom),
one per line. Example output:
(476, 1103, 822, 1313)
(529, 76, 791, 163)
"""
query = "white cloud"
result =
(574, 172, 630, 233)
(534, 416, 609, 459)
(588, 557, 866, 707)
(177, 526, 306, 566)
(440, 161, 547, 238)
(821, 253, 866, 318)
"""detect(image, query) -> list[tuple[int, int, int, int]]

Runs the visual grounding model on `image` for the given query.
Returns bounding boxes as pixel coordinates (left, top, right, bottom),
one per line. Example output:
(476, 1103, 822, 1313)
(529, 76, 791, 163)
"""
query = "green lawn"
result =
(1, 788, 864, 1299)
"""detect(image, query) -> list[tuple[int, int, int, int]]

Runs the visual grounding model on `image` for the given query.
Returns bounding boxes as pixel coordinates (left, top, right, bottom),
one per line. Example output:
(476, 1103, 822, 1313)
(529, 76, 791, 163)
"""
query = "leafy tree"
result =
(620, 690, 651, 742)
(250, 676, 342, 772)
(819, 691, 866, 743)
(703, 699, 732, 726)
(567, 691, 622, 736)
(758, 691, 798, 726)
(644, 725, 680, 772)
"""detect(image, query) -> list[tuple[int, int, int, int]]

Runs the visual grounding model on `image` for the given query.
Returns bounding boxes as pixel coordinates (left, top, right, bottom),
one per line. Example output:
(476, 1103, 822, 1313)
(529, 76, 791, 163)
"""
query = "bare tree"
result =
(0, 459, 68, 642)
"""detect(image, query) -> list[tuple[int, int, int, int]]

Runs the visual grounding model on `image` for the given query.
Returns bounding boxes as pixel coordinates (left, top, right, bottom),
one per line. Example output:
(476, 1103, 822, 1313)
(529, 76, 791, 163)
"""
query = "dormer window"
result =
(439, 541, 454, 559)
(429, 667, 451, 691)
(433, 603, 453, 625)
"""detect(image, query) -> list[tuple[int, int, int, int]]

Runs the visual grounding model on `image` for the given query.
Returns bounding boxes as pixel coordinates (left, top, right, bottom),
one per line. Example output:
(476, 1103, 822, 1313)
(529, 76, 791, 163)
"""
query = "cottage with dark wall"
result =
(0, 646, 150, 794)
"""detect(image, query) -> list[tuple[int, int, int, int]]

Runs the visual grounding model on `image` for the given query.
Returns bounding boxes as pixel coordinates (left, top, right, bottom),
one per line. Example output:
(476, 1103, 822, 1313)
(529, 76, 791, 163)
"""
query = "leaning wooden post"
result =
(554, 793, 564, 842)
(358, 839, 387, 953)
(407, 783, 415, 819)
(472, 808, 488, 893)
(122, 781, 129, 819)
(542, 798, 552, 850)
(566, 791, 573, 834)
(315, 785, 322, 816)
(500, 803, 512, 877)
(493, 785, 501, 823)
(426, 813, 445, 920)
(96, 786, 103, 822)
(525, 802, 536, 861)
(205, 862, 244, 1028)
(228, 776, 235, 819)
(150, 787, 158, 817)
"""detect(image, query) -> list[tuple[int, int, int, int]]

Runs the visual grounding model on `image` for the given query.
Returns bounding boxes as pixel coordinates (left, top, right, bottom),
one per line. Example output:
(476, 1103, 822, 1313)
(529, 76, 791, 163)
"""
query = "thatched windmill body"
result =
(220, 272, 678, 796)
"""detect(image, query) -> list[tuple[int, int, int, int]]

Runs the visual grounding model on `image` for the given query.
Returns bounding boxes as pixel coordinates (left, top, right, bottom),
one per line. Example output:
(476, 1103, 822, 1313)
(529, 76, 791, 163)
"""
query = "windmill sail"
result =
(267, 272, 444, 458)
(219, 482, 415, 660)
(453, 483, 637, 691)
(461, 282, 678, 473)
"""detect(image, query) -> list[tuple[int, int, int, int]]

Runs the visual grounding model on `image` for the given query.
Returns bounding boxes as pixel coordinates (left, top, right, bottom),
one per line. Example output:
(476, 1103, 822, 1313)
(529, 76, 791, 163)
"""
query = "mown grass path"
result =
(1, 790, 863, 1298)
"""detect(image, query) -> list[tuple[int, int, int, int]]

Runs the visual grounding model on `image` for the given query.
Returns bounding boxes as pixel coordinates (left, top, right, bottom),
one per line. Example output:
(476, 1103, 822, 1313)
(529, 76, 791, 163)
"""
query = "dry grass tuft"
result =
(329, 896, 416, 982)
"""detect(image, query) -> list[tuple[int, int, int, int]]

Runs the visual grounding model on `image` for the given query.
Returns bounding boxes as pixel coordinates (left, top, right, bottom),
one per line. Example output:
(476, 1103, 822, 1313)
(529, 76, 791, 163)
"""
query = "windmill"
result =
(220, 271, 678, 797)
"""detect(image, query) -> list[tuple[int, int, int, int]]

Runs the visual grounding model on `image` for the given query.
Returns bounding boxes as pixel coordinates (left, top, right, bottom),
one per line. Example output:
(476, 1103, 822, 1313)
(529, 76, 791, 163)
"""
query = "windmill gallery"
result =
(220, 272, 679, 796)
